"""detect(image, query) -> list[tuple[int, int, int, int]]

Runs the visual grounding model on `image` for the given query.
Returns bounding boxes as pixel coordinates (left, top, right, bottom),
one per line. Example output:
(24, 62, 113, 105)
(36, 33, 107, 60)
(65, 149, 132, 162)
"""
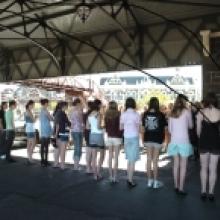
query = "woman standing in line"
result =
(87, 99, 105, 180)
(54, 102, 71, 169)
(105, 101, 122, 183)
(39, 99, 53, 167)
(142, 97, 168, 189)
(167, 95, 193, 195)
(0, 102, 8, 159)
(25, 100, 36, 165)
(197, 92, 220, 201)
(70, 98, 84, 170)
(120, 97, 141, 188)
(84, 101, 93, 174)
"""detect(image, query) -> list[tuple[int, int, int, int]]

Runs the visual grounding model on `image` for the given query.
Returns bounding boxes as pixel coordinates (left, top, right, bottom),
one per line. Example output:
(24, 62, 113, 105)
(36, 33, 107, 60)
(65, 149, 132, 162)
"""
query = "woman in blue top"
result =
(25, 100, 36, 164)
(40, 99, 53, 167)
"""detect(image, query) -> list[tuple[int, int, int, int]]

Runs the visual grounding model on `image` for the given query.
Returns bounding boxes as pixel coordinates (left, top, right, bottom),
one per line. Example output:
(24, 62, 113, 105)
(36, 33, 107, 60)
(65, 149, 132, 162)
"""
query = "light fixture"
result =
(77, 0, 91, 23)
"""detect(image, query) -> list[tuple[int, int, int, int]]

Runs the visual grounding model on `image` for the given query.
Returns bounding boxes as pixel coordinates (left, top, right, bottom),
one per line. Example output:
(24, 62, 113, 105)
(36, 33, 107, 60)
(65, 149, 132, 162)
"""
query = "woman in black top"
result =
(142, 97, 167, 189)
(84, 101, 93, 174)
(197, 92, 220, 201)
(54, 102, 71, 169)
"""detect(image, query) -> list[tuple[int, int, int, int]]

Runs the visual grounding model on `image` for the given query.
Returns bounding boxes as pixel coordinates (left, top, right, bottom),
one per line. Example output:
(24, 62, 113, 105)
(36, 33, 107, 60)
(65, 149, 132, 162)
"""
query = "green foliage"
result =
(137, 89, 172, 109)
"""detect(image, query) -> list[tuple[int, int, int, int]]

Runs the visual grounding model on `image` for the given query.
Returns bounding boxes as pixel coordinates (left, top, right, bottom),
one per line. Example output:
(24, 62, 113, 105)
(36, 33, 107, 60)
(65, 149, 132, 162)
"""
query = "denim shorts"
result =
(89, 133, 105, 149)
(58, 134, 69, 143)
(168, 143, 193, 157)
(144, 142, 162, 149)
(26, 132, 35, 139)
(124, 137, 140, 162)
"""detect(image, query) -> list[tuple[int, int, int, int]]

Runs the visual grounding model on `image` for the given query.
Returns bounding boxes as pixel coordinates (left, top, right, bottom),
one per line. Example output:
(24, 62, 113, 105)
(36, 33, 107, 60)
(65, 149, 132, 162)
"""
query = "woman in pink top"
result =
(167, 95, 193, 196)
(70, 98, 84, 170)
(120, 97, 141, 188)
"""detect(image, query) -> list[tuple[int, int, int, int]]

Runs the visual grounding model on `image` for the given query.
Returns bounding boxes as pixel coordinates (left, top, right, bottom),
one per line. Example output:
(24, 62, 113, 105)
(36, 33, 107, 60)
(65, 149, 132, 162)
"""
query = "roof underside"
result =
(0, 0, 220, 48)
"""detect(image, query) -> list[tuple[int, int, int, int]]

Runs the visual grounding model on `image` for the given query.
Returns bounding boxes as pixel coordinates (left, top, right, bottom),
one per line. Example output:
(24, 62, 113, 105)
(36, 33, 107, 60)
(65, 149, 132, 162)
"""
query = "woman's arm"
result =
(196, 112, 202, 137)
(188, 110, 193, 130)
(168, 117, 172, 134)
(28, 110, 36, 122)
(119, 114, 124, 131)
(55, 124, 59, 138)
(86, 118, 90, 130)
(46, 110, 53, 121)
(0, 118, 3, 130)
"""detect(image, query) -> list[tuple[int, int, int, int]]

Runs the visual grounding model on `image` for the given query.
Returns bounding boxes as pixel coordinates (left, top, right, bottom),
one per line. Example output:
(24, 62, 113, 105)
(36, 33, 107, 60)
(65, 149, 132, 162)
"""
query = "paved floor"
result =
(0, 149, 219, 220)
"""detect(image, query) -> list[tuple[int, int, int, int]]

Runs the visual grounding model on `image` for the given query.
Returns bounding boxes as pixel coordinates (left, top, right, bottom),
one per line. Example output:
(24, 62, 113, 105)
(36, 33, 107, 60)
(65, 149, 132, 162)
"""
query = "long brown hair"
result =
(105, 101, 120, 120)
(171, 95, 187, 118)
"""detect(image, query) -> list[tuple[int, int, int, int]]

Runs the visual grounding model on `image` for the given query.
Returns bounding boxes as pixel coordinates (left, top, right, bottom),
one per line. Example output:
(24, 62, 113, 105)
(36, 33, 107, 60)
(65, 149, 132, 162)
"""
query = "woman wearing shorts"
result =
(55, 102, 71, 169)
(167, 95, 193, 196)
(105, 101, 122, 183)
(197, 92, 220, 201)
(87, 99, 105, 180)
(84, 101, 93, 174)
(120, 97, 141, 188)
(142, 97, 167, 189)
(25, 100, 36, 165)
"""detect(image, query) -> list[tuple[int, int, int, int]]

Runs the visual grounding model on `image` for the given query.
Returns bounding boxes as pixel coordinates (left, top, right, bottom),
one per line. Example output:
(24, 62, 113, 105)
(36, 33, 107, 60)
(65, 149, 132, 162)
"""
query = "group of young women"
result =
(23, 92, 220, 201)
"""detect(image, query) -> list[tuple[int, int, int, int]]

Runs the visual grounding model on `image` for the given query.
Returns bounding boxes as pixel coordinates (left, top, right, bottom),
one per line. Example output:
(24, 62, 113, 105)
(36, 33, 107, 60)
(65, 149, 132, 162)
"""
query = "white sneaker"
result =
(153, 180, 163, 189)
(147, 179, 154, 188)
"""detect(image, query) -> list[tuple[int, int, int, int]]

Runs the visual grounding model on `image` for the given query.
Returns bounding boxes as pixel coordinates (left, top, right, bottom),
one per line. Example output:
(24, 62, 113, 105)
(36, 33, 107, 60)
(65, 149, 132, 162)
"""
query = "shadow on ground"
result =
(0, 155, 219, 220)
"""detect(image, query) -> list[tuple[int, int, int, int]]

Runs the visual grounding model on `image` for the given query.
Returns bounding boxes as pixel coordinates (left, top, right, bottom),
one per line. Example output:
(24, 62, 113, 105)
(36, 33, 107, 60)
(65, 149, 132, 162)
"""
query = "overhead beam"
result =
(0, 0, 122, 24)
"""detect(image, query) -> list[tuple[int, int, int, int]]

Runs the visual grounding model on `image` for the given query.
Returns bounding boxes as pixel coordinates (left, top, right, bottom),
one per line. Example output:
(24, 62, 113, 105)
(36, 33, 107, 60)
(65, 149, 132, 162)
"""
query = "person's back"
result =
(70, 108, 83, 133)
(201, 107, 220, 123)
(198, 107, 220, 154)
(25, 111, 35, 134)
(40, 108, 52, 138)
(169, 109, 193, 144)
(88, 112, 103, 134)
(121, 108, 140, 138)
(105, 113, 122, 138)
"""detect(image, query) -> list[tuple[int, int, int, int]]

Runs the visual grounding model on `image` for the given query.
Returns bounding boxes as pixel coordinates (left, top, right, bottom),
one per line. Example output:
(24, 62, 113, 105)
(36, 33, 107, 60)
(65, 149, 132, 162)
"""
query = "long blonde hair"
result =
(105, 101, 120, 120)
(171, 95, 187, 118)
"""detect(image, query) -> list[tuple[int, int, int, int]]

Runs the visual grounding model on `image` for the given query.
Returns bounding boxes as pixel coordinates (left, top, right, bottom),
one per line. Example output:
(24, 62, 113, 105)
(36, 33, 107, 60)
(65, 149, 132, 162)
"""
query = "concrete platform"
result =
(0, 150, 219, 220)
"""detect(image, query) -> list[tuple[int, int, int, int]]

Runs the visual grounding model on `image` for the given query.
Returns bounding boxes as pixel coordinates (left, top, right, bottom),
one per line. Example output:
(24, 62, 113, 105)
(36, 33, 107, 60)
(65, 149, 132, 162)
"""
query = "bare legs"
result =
(146, 146, 161, 187)
(209, 155, 219, 194)
(147, 147, 153, 180)
(108, 145, 120, 182)
(127, 162, 135, 183)
(27, 138, 36, 162)
(54, 147, 60, 167)
(60, 141, 67, 169)
(97, 149, 105, 178)
(91, 148, 98, 179)
(90, 148, 106, 180)
(200, 153, 219, 195)
(173, 155, 188, 192)
(200, 153, 209, 193)
(54, 139, 67, 169)
(86, 147, 92, 173)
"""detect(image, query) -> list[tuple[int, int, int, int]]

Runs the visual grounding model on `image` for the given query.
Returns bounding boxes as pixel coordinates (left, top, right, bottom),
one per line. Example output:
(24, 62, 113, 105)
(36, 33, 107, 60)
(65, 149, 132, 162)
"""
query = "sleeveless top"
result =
(199, 119, 220, 154)
(88, 113, 103, 134)
(25, 112, 35, 133)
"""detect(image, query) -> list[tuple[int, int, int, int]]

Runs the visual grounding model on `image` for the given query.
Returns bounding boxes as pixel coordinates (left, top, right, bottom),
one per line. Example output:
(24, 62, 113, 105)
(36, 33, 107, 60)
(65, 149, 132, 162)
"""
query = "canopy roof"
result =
(0, 0, 220, 48)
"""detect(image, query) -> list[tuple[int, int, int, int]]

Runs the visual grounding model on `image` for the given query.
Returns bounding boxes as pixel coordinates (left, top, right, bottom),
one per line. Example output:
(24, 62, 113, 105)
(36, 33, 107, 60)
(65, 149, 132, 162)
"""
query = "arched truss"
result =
(0, 0, 219, 87)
